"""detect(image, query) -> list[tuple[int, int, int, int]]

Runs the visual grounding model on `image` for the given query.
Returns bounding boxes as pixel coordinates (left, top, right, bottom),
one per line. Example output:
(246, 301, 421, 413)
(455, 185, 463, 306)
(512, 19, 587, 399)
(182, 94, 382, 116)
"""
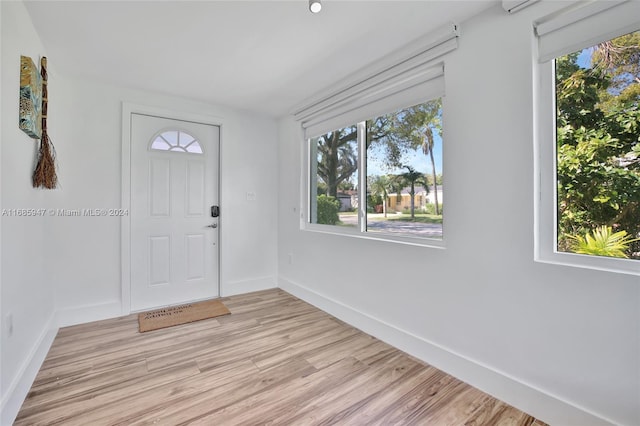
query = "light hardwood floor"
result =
(16, 289, 548, 425)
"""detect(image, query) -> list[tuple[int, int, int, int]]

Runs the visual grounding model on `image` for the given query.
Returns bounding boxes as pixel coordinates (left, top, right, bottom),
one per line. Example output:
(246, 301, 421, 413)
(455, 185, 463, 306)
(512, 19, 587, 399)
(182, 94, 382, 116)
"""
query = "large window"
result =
(309, 99, 444, 241)
(554, 31, 640, 262)
(296, 23, 457, 245)
(535, 1, 640, 274)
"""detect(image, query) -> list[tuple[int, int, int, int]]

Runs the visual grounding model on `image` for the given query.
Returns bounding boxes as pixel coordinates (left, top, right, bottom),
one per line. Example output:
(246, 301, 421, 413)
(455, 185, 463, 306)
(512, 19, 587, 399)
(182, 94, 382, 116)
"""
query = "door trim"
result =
(121, 102, 223, 314)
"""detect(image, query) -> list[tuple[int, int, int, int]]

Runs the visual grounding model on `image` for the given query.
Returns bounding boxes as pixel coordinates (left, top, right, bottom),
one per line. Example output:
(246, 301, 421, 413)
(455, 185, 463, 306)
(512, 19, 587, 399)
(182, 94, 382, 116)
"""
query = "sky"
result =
(577, 47, 592, 69)
(366, 132, 443, 178)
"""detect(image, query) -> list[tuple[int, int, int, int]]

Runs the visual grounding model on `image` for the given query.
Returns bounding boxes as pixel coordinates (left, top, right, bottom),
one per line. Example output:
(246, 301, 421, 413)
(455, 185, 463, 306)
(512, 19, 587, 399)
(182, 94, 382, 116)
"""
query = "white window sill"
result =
(535, 250, 640, 277)
(302, 223, 446, 249)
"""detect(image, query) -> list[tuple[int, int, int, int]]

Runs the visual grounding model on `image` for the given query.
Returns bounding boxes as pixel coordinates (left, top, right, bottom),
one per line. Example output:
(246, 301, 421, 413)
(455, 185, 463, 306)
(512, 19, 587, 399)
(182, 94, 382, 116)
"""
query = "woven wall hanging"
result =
(32, 56, 58, 189)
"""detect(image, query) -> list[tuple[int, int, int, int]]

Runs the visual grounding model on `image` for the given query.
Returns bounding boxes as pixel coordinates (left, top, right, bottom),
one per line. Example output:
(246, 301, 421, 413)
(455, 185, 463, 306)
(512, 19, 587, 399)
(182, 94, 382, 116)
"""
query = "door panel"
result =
(149, 236, 171, 286)
(130, 114, 220, 311)
(149, 158, 171, 217)
(186, 160, 205, 216)
(186, 234, 205, 280)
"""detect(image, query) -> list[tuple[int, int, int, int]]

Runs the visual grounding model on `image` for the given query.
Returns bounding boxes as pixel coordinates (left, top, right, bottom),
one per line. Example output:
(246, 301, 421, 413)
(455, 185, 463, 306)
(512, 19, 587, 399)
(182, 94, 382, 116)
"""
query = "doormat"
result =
(138, 299, 230, 332)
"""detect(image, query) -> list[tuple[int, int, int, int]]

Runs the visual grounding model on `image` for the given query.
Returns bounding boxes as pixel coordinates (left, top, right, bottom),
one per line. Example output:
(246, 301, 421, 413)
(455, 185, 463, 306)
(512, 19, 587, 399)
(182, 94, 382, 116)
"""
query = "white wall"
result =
(277, 4, 639, 426)
(0, 0, 3, 417)
(48, 76, 278, 320)
(1, 2, 57, 423)
(1, 2, 278, 422)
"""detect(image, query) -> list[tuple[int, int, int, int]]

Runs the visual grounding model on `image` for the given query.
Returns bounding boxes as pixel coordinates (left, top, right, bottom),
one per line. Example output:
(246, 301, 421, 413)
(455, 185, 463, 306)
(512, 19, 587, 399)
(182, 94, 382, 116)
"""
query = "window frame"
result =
(301, 104, 446, 249)
(534, 40, 640, 277)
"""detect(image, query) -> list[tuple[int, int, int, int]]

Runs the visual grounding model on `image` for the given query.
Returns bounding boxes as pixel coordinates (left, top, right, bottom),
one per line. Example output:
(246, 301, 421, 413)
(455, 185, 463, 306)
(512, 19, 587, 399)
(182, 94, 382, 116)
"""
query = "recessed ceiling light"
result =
(309, 0, 322, 14)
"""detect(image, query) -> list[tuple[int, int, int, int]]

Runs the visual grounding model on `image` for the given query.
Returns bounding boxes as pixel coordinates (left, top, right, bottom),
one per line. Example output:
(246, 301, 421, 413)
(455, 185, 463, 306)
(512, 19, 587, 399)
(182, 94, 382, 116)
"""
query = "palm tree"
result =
(567, 226, 639, 258)
(400, 166, 428, 219)
(420, 126, 440, 215)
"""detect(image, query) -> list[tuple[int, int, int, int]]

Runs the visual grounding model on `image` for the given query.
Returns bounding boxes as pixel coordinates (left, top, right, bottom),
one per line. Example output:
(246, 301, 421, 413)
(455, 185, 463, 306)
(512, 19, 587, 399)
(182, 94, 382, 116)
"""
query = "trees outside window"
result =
(309, 99, 444, 240)
(314, 126, 357, 200)
(555, 30, 640, 260)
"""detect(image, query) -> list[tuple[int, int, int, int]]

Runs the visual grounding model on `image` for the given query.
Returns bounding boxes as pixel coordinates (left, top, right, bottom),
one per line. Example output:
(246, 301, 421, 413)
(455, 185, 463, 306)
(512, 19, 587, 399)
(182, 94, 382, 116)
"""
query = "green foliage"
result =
(425, 174, 443, 185)
(316, 195, 340, 225)
(337, 180, 355, 191)
(566, 226, 639, 258)
(368, 175, 390, 197)
(368, 175, 391, 215)
(389, 214, 442, 224)
(367, 193, 383, 213)
(422, 203, 442, 215)
(372, 100, 442, 167)
(592, 32, 640, 103)
(556, 31, 640, 259)
(316, 181, 328, 196)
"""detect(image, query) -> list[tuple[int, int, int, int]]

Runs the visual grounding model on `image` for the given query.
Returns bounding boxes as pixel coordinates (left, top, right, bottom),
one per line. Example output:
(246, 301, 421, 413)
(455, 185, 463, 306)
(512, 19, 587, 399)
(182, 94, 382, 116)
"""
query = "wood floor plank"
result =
(325, 364, 453, 425)
(304, 332, 378, 369)
(15, 362, 201, 425)
(462, 396, 538, 426)
(250, 326, 361, 370)
(18, 361, 149, 413)
(194, 317, 342, 373)
(15, 289, 548, 426)
(40, 317, 221, 370)
(270, 352, 423, 425)
(119, 357, 317, 425)
(32, 319, 222, 390)
(185, 357, 369, 425)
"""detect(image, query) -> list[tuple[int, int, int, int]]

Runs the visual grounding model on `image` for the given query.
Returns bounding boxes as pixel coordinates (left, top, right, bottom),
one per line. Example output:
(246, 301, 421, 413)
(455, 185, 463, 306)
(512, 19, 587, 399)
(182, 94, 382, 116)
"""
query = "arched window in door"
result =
(150, 130, 203, 154)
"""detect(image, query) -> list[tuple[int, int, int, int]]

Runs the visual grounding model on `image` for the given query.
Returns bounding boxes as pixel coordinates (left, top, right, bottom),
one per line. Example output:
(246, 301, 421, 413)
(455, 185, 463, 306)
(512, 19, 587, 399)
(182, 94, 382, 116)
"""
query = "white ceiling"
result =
(24, 0, 496, 118)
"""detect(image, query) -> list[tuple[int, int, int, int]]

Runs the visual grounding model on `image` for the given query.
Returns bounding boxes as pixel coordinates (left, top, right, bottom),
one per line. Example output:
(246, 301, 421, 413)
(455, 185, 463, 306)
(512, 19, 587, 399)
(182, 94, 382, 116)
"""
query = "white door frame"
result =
(121, 102, 223, 315)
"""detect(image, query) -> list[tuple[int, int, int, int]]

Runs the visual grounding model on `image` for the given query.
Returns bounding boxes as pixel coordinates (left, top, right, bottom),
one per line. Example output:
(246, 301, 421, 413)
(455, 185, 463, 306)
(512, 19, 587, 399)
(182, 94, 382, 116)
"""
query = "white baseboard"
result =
(278, 276, 614, 426)
(56, 301, 123, 328)
(0, 313, 58, 426)
(222, 276, 276, 297)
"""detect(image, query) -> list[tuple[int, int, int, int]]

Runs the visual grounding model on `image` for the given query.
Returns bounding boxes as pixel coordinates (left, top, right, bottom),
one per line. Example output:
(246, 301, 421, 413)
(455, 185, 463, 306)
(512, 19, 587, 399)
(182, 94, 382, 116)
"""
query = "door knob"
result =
(206, 223, 218, 229)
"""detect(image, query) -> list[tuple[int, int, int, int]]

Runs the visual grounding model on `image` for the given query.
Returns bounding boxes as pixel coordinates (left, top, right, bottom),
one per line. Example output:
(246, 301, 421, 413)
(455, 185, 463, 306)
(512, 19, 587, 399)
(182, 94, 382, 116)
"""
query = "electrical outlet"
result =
(6, 312, 14, 337)
(246, 191, 257, 201)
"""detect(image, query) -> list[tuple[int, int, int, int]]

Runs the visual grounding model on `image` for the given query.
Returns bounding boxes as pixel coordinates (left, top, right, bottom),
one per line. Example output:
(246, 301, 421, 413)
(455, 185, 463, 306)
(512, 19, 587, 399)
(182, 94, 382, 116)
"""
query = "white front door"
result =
(130, 113, 220, 312)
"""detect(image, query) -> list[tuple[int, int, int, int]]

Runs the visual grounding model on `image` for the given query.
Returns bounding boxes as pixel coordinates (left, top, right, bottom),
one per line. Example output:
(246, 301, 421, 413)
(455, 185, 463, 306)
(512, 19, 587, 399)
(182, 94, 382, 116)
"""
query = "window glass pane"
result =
(186, 143, 203, 154)
(178, 133, 195, 147)
(162, 131, 179, 146)
(151, 139, 171, 151)
(150, 131, 203, 155)
(365, 100, 443, 239)
(309, 126, 358, 227)
(555, 30, 640, 260)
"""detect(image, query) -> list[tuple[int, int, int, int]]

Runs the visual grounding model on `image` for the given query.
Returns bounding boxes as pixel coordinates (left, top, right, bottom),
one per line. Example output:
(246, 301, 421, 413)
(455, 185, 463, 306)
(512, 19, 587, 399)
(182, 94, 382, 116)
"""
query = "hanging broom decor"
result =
(32, 56, 58, 189)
